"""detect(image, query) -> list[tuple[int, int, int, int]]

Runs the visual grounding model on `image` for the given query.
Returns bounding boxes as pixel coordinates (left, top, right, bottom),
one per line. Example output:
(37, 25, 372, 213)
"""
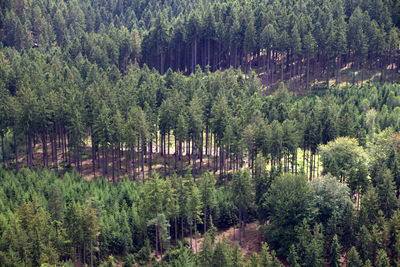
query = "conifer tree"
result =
(346, 247, 363, 267)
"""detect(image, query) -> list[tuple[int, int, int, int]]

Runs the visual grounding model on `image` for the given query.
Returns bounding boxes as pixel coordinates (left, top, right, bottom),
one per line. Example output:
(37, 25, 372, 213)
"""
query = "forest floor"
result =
(13, 138, 248, 183)
(11, 139, 325, 185)
(256, 63, 399, 96)
(192, 221, 262, 257)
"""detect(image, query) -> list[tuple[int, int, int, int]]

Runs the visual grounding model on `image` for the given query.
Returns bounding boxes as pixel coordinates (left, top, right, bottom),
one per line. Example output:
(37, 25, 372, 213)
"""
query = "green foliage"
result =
(211, 237, 232, 267)
(260, 174, 316, 256)
(0, 200, 58, 266)
(295, 221, 326, 267)
(376, 249, 390, 267)
(319, 137, 367, 181)
(0, 2, 400, 264)
(288, 244, 300, 267)
(328, 235, 341, 267)
(312, 175, 353, 225)
(345, 247, 363, 267)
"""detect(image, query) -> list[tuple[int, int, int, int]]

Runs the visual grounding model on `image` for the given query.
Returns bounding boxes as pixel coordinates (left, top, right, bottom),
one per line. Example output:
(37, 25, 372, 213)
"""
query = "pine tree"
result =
(288, 244, 300, 267)
(376, 249, 390, 267)
(329, 234, 341, 267)
(199, 172, 216, 233)
(231, 170, 253, 245)
(185, 181, 203, 250)
(376, 170, 398, 217)
(345, 247, 363, 267)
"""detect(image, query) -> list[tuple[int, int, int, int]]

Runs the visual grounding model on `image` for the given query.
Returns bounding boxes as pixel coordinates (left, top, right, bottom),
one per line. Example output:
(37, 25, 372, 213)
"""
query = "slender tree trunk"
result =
(14, 130, 18, 172)
(195, 218, 198, 260)
(105, 146, 109, 176)
(306, 56, 310, 90)
(281, 53, 284, 82)
(90, 240, 94, 267)
(188, 139, 191, 165)
(175, 135, 177, 170)
(1, 135, 6, 168)
(149, 141, 152, 177)
(238, 207, 242, 245)
(102, 147, 105, 178)
(164, 136, 167, 178)
(193, 139, 196, 181)
(53, 125, 58, 171)
(303, 145, 306, 173)
(175, 216, 178, 241)
(112, 146, 115, 182)
(326, 57, 330, 88)
(117, 143, 121, 182)
(142, 142, 145, 183)
(168, 132, 170, 157)
(155, 226, 159, 257)
(181, 216, 184, 247)
(180, 140, 183, 175)
(41, 133, 46, 168)
(133, 145, 136, 180)
(189, 222, 193, 249)
(29, 135, 33, 168)
(204, 207, 207, 233)
(83, 241, 86, 266)
(309, 152, 313, 181)
(200, 132, 203, 171)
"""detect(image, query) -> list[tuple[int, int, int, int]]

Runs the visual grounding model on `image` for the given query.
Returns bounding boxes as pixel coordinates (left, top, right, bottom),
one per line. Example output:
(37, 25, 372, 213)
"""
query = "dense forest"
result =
(1, 0, 400, 266)
(1, 0, 400, 86)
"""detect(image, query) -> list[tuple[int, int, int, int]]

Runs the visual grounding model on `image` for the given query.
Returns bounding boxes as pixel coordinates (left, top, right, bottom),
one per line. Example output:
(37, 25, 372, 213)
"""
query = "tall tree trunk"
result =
(117, 143, 121, 182)
(194, 218, 198, 260)
(91, 128, 95, 176)
(1, 134, 6, 168)
(175, 216, 178, 241)
(133, 145, 136, 180)
(208, 39, 211, 67)
(149, 141, 152, 177)
(14, 130, 18, 172)
(306, 56, 310, 90)
(168, 132, 170, 157)
(189, 222, 193, 249)
(175, 135, 178, 170)
(235, 46, 238, 69)
(155, 226, 159, 258)
(164, 136, 167, 178)
(29, 135, 33, 168)
(192, 138, 196, 181)
(142, 142, 145, 183)
(105, 147, 109, 176)
(219, 144, 223, 180)
(281, 53, 284, 82)
(181, 216, 184, 247)
(42, 133, 46, 168)
(102, 147, 105, 178)
(200, 132, 203, 171)
(180, 140, 183, 175)
(238, 207, 242, 245)
(204, 207, 207, 233)
(53, 124, 58, 171)
(326, 57, 330, 88)
(112, 146, 115, 182)
(90, 240, 94, 267)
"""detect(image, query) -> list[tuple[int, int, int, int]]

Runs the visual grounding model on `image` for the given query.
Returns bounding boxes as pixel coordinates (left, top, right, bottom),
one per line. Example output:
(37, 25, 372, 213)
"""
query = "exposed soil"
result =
(193, 221, 262, 258)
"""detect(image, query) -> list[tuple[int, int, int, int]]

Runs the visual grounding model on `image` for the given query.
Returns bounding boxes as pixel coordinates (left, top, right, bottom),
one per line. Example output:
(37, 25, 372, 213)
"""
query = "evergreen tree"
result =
(288, 244, 300, 267)
(376, 249, 390, 267)
(231, 170, 253, 245)
(345, 247, 363, 267)
(329, 234, 341, 267)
